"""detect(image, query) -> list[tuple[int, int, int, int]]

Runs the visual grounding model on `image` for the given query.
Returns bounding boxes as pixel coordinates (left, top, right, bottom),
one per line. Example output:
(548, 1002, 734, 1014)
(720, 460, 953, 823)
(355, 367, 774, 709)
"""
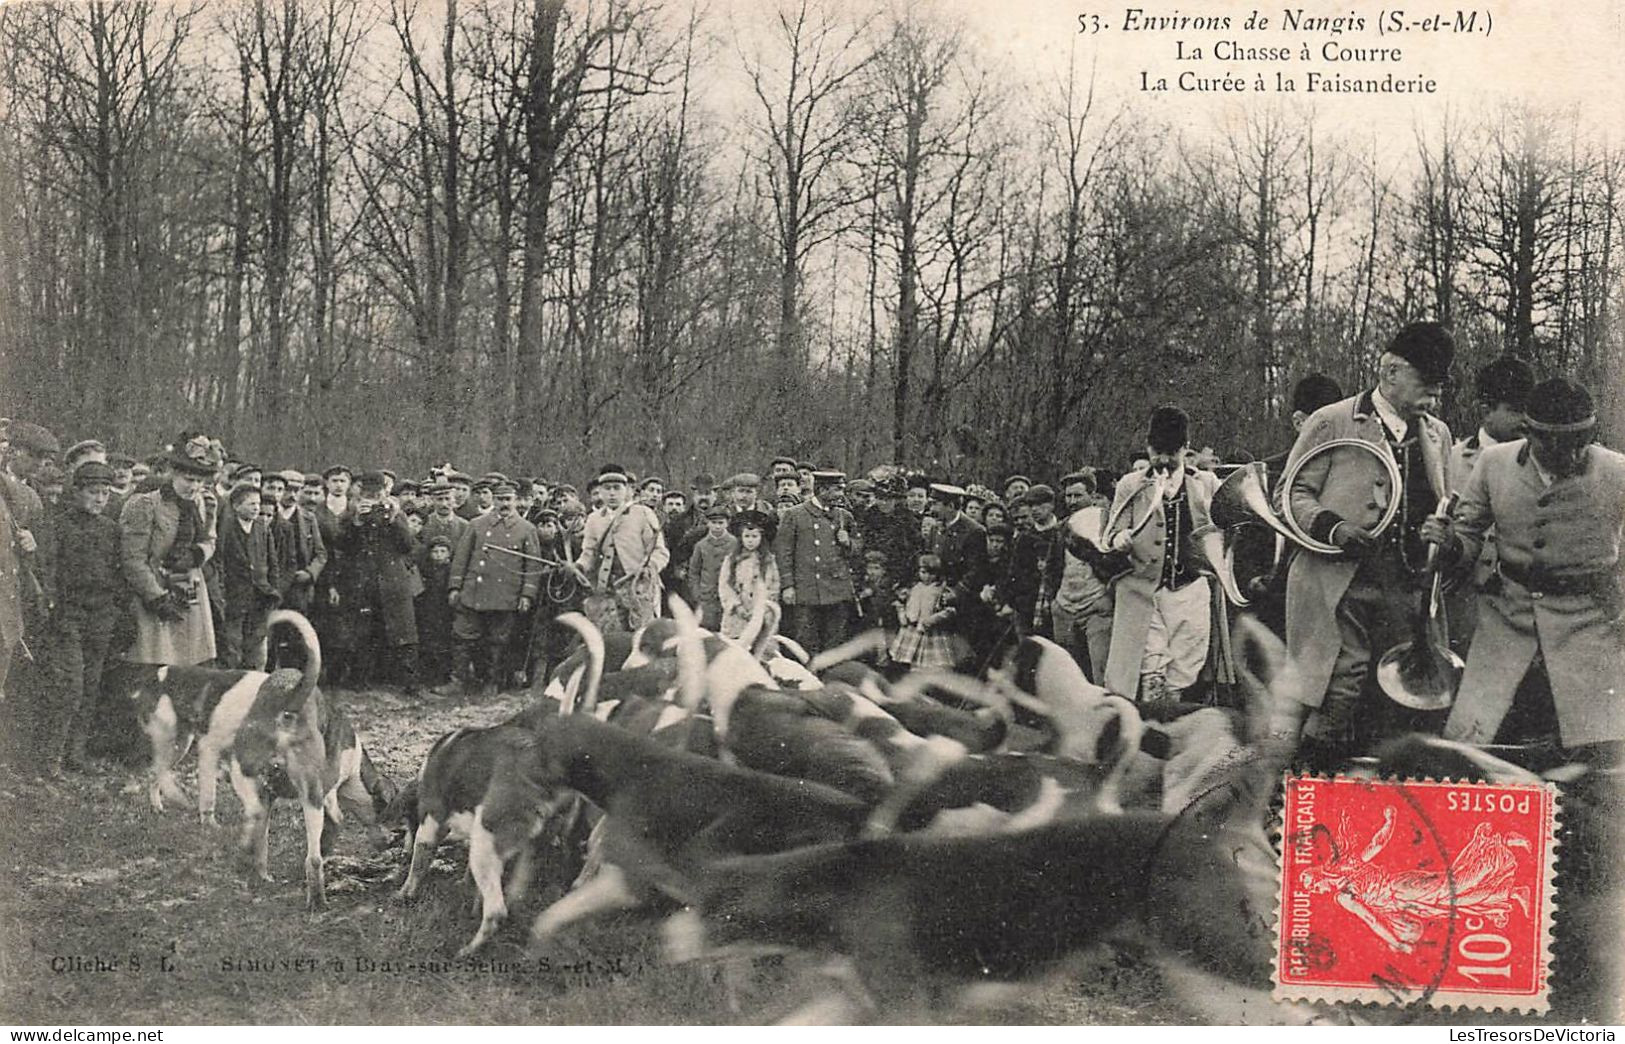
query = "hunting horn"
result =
(1375, 492, 1464, 711)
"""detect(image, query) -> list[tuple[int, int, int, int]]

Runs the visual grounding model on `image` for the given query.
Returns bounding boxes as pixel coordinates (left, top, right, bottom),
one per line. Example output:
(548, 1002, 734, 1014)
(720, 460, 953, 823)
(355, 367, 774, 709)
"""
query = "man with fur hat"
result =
(572, 466, 670, 632)
(1429, 378, 1625, 750)
(1272, 322, 1456, 760)
(120, 433, 221, 668)
(775, 471, 858, 655)
(1100, 405, 1221, 704)
(441, 481, 541, 697)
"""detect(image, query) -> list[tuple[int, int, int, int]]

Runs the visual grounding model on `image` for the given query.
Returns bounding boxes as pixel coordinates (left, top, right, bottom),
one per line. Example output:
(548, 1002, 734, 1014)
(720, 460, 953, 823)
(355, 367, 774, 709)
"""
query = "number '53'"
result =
(1078, 13, 1103, 33)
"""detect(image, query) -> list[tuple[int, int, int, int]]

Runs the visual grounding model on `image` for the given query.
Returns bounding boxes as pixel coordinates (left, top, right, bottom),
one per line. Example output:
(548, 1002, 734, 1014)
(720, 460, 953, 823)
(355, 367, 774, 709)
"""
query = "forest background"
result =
(1, 0, 1622, 482)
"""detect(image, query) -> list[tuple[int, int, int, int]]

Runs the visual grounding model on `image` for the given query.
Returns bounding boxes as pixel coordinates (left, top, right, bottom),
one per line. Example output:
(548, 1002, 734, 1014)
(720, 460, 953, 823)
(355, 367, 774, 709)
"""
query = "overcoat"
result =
(331, 506, 419, 646)
(450, 511, 541, 612)
(1282, 391, 1453, 709)
(774, 499, 856, 607)
(120, 487, 218, 665)
(1443, 441, 1625, 747)
(1101, 465, 1220, 697)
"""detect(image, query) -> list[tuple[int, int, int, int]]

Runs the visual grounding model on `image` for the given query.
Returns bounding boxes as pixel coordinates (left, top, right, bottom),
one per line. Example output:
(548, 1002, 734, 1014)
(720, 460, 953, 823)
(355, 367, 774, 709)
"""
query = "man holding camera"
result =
(330, 471, 421, 694)
(120, 435, 221, 666)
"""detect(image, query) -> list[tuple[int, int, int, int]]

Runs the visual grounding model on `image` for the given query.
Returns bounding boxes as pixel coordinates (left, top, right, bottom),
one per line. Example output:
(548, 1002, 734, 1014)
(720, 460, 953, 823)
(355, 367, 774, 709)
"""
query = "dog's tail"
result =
(557, 613, 604, 716)
(260, 609, 323, 717)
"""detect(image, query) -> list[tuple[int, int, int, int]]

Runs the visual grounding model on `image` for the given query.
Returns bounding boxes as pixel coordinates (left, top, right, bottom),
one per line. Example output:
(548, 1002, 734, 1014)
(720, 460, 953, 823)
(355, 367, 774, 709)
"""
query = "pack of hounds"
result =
(116, 601, 1619, 1025)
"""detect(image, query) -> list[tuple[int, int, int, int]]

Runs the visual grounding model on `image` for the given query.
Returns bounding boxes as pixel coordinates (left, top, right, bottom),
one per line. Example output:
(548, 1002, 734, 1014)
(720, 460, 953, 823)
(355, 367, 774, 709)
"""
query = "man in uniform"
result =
(1273, 322, 1456, 761)
(775, 471, 857, 655)
(441, 481, 540, 697)
(1100, 407, 1221, 703)
(1432, 378, 1624, 752)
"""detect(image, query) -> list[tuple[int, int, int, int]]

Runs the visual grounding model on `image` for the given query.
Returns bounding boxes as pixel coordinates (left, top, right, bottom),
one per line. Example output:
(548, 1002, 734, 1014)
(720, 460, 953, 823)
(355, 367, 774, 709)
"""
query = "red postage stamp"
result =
(1274, 775, 1557, 1012)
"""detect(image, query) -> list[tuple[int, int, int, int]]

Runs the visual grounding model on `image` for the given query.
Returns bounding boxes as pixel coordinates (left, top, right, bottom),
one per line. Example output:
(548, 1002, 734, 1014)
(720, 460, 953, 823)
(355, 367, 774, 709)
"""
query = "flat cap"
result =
(6, 421, 59, 455)
(71, 460, 117, 487)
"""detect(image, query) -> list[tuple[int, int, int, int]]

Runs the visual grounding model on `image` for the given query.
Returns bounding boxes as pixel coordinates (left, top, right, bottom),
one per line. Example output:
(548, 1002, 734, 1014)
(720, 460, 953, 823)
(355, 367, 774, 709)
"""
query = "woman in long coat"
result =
(121, 439, 221, 666)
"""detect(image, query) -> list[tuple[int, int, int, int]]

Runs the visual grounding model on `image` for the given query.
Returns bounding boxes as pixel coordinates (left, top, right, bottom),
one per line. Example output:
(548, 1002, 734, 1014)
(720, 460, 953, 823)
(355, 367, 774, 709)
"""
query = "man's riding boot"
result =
(480, 644, 501, 699)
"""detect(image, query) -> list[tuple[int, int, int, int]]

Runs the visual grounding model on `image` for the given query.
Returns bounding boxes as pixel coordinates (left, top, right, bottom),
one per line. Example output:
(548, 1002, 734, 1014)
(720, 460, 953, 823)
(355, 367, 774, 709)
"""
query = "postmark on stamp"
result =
(1274, 775, 1557, 1012)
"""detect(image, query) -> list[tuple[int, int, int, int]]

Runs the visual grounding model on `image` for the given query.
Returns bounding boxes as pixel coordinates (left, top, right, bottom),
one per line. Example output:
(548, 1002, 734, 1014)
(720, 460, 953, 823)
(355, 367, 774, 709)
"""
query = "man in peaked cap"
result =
(441, 480, 541, 697)
(774, 471, 858, 655)
(1272, 321, 1456, 764)
(1098, 406, 1222, 705)
(573, 466, 670, 632)
(1430, 377, 1625, 750)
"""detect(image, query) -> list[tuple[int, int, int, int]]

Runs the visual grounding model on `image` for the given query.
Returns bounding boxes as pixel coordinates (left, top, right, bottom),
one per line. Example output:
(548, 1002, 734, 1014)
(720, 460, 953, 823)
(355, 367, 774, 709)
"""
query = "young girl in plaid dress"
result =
(889, 553, 957, 670)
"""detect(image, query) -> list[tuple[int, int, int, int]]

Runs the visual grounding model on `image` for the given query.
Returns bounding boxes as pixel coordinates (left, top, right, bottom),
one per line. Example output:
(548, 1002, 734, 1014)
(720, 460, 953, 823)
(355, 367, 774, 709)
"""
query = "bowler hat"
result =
(71, 461, 116, 488)
(691, 473, 717, 491)
(1387, 321, 1454, 383)
(1526, 378, 1595, 432)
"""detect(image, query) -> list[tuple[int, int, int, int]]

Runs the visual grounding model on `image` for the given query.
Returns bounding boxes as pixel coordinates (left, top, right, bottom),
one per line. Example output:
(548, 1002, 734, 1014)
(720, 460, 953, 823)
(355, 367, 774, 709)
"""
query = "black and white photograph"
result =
(0, 0, 1622, 1027)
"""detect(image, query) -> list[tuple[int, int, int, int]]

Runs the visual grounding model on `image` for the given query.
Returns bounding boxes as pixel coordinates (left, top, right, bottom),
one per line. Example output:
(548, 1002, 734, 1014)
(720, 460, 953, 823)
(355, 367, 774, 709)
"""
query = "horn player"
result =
(1431, 377, 1625, 752)
(1270, 322, 1456, 766)
(1099, 404, 1221, 705)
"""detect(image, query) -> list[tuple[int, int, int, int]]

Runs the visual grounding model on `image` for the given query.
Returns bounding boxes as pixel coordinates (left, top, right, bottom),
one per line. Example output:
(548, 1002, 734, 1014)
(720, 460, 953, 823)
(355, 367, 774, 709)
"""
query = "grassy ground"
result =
(0, 684, 1178, 1026)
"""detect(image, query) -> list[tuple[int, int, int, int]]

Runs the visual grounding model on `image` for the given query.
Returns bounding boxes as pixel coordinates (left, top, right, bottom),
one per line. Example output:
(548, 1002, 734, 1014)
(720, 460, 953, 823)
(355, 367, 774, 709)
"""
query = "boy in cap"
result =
(416, 534, 456, 687)
(39, 462, 122, 773)
(688, 506, 739, 630)
(217, 482, 281, 670)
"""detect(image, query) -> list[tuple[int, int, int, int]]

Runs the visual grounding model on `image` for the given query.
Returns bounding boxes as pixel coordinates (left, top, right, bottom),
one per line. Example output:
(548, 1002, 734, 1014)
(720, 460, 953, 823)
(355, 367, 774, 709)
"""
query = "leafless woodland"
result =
(1, 0, 1621, 478)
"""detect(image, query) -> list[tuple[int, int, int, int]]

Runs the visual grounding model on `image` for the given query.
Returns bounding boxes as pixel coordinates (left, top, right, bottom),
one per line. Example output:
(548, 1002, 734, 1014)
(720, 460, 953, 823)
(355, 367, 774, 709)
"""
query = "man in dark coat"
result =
(927, 483, 991, 668)
(331, 471, 421, 694)
(853, 474, 919, 594)
(267, 469, 326, 669)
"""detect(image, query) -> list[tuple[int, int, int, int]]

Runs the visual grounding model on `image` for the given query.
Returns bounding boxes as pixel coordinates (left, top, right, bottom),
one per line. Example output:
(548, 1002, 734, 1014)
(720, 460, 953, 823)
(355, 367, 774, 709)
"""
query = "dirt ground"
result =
(0, 683, 1177, 1026)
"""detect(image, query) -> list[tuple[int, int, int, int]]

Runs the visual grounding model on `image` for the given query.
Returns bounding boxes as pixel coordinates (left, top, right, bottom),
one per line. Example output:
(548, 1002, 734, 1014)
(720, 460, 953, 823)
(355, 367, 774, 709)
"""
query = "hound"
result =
(396, 613, 605, 955)
(664, 618, 1301, 1023)
(118, 610, 395, 908)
